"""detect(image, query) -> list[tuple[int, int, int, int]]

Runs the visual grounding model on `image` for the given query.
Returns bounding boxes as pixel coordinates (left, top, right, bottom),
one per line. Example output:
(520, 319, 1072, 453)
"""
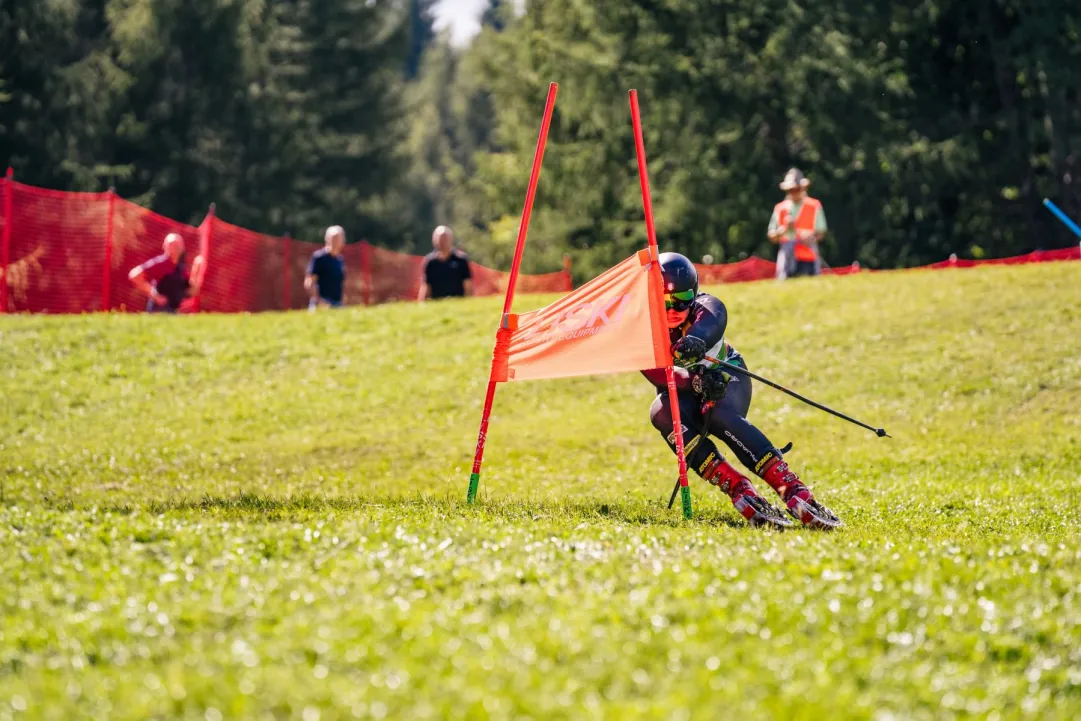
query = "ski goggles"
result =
(664, 289, 696, 311)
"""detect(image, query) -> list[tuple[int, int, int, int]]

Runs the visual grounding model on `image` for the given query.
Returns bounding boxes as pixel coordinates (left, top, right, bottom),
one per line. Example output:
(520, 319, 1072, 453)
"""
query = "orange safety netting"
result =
(694, 247, 1080, 286)
(199, 214, 286, 313)
(917, 247, 1081, 268)
(2, 176, 1077, 314)
(471, 262, 573, 298)
(694, 257, 778, 285)
(4, 185, 110, 314)
(0, 177, 573, 314)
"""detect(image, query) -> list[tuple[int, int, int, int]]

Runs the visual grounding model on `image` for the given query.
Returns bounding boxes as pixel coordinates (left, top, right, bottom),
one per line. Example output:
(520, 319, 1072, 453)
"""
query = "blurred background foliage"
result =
(1, 0, 1079, 278)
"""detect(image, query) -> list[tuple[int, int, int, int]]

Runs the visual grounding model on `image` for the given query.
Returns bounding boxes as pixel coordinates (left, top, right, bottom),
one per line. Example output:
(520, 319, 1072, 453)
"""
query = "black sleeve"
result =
(421, 255, 432, 284)
(460, 252, 472, 280)
(306, 253, 318, 277)
(683, 294, 728, 350)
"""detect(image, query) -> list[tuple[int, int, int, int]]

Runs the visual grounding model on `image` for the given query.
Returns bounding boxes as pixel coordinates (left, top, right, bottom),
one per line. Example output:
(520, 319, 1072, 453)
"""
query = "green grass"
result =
(1, 262, 1081, 719)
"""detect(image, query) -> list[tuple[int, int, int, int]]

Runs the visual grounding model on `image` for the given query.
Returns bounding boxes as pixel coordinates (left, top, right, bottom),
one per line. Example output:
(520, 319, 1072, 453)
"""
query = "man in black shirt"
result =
(419, 225, 473, 301)
(305, 225, 346, 309)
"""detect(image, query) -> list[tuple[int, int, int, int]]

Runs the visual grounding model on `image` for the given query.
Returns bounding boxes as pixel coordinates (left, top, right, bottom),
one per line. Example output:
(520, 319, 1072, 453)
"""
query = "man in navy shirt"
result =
(305, 225, 346, 309)
(128, 233, 205, 313)
(418, 225, 473, 301)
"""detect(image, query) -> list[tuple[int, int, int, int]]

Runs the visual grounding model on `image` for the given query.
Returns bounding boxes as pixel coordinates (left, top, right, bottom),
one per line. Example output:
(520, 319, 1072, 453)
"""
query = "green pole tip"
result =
(680, 485, 693, 520)
(467, 473, 480, 504)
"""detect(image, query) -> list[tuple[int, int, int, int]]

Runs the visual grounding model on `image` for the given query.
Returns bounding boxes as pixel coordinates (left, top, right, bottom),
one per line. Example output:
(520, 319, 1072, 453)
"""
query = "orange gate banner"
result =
(491, 250, 670, 382)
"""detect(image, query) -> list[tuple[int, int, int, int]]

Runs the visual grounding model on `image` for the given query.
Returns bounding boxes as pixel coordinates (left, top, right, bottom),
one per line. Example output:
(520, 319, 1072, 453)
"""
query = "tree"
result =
(0, 0, 106, 189)
(481, 0, 506, 31)
(101, 0, 260, 219)
(405, 0, 436, 80)
(3, 0, 1078, 267)
(444, 0, 1081, 276)
(266, 0, 411, 242)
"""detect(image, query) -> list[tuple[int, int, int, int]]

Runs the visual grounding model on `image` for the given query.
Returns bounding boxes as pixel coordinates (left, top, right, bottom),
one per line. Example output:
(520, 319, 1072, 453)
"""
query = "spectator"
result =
(128, 233, 205, 313)
(419, 225, 473, 301)
(767, 168, 828, 279)
(305, 225, 347, 310)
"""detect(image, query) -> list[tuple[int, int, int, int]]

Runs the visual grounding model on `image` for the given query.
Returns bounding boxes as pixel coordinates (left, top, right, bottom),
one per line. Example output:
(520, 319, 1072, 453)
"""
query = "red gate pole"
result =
(283, 232, 292, 310)
(467, 82, 559, 504)
(1, 168, 13, 313)
(629, 89, 693, 519)
(101, 187, 116, 311)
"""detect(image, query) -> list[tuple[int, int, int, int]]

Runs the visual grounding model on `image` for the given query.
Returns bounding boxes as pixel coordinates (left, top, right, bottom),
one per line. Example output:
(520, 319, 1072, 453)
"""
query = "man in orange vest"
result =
(768, 168, 827, 279)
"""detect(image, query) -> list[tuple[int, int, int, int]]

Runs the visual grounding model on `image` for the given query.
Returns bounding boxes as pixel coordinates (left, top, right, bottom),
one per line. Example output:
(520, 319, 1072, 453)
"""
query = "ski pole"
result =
(704, 355, 890, 438)
(1043, 199, 1081, 241)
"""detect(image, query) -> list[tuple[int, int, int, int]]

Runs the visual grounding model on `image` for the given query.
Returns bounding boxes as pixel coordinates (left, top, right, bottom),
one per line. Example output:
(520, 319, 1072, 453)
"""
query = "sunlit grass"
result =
(1, 262, 1080, 719)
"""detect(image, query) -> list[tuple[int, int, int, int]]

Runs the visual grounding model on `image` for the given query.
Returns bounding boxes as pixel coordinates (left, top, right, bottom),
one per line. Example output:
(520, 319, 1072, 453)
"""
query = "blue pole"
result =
(1043, 199, 1081, 240)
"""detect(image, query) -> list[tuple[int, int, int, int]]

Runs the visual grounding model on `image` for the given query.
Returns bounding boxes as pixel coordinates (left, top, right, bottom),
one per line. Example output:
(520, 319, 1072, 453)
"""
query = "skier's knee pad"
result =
(655, 410, 715, 469)
(649, 393, 702, 434)
(648, 395, 672, 434)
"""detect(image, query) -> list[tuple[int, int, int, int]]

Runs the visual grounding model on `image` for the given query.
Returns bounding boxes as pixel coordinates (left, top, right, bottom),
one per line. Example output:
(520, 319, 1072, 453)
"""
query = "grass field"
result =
(2, 261, 1081, 719)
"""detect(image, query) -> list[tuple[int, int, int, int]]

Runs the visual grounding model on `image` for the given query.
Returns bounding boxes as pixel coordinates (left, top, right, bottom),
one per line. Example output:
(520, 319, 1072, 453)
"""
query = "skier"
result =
(644, 252, 842, 529)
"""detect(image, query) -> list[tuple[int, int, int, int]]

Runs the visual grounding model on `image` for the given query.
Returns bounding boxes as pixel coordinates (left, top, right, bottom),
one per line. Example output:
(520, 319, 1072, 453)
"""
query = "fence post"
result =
(101, 187, 116, 311)
(562, 253, 573, 291)
(1, 168, 13, 313)
(283, 232, 291, 311)
(193, 203, 215, 313)
(361, 241, 372, 306)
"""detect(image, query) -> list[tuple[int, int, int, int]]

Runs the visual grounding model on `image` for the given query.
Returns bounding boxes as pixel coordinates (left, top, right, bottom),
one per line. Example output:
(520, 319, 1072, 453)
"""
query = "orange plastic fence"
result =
(694, 248, 1079, 286)
(0, 175, 573, 314)
(694, 257, 778, 285)
(1, 174, 1076, 314)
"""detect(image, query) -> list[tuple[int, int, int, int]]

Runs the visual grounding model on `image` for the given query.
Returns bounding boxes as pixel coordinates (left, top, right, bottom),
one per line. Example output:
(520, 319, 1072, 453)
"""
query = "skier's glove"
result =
(671, 336, 708, 368)
(691, 367, 733, 402)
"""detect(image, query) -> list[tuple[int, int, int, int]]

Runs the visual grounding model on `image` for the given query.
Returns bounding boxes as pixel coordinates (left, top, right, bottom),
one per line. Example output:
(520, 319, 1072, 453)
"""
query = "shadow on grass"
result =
(131, 491, 749, 529)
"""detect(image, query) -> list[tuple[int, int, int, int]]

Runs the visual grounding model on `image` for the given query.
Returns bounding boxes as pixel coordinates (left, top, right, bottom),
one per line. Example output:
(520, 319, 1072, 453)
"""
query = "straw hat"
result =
(779, 167, 811, 191)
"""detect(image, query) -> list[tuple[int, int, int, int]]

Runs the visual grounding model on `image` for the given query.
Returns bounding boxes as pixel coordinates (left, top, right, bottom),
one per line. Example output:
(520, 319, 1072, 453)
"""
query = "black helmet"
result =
(659, 252, 698, 296)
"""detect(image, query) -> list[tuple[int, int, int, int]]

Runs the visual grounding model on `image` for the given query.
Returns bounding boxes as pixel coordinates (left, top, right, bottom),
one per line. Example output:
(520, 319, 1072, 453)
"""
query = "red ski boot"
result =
(699, 453, 792, 529)
(758, 455, 842, 529)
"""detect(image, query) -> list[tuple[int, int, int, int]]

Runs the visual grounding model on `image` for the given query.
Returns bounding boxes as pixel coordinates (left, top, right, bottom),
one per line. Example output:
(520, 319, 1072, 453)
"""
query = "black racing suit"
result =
(643, 293, 779, 479)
